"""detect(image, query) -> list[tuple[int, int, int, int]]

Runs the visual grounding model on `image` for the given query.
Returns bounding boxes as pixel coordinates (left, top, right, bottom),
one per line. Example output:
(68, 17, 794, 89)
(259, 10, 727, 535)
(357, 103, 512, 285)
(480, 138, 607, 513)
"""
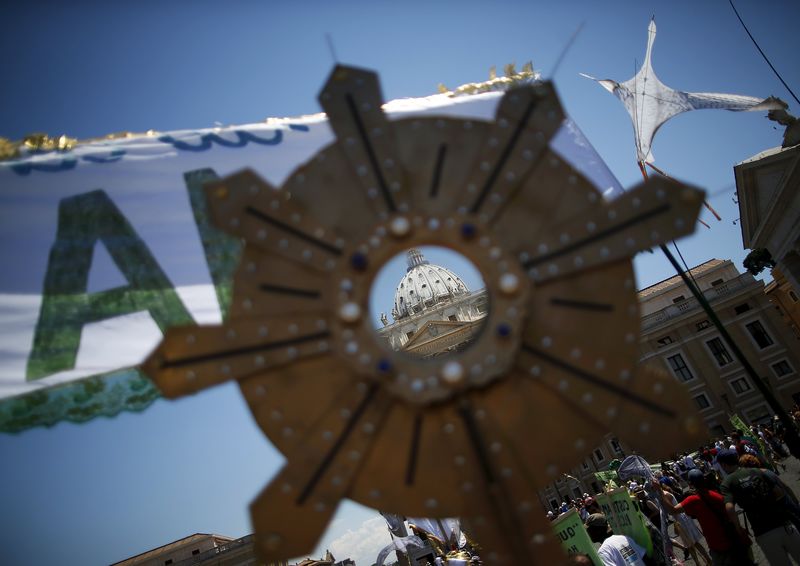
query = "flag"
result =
(0, 82, 624, 432)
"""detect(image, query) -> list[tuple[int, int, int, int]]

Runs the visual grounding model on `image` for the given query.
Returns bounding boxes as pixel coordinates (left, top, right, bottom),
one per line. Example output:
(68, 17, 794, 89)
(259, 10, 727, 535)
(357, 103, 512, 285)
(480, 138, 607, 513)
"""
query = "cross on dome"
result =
(406, 248, 430, 271)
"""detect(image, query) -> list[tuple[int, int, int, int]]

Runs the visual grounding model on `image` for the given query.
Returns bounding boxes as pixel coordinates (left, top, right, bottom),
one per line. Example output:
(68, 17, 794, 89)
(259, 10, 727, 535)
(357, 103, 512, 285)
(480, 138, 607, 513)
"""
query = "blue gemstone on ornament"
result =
(351, 252, 368, 270)
(497, 323, 512, 337)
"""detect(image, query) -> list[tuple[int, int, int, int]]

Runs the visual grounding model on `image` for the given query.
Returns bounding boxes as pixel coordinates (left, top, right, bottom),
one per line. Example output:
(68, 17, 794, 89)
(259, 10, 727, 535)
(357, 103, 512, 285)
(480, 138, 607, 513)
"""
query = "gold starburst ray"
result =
(142, 64, 709, 565)
(463, 83, 564, 220)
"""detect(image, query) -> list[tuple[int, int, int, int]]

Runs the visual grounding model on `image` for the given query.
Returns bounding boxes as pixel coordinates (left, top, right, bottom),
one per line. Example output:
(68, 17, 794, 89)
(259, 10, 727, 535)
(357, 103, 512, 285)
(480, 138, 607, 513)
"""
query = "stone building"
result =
(110, 533, 274, 566)
(111, 533, 351, 566)
(539, 258, 800, 509)
(638, 258, 800, 436)
(765, 266, 800, 340)
(376, 249, 488, 356)
(539, 435, 630, 511)
(735, 142, 800, 293)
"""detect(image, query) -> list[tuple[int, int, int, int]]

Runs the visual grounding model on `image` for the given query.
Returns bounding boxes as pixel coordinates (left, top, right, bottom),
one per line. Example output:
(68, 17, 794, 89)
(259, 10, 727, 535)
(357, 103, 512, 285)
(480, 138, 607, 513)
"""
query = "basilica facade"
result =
(377, 249, 488, 357)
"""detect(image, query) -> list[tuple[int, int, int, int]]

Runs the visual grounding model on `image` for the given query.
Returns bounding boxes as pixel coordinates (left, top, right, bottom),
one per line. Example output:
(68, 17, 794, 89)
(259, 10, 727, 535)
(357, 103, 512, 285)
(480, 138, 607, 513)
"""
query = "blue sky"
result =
(1, 1, 799, 564)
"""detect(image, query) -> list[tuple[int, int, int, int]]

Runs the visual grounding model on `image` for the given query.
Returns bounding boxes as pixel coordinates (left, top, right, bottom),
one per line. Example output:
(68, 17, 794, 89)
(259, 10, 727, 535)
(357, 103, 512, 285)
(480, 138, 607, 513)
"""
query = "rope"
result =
(645, 161, 719, 226)
(728, 0, 799, 106)
(548, 21, 585, 80)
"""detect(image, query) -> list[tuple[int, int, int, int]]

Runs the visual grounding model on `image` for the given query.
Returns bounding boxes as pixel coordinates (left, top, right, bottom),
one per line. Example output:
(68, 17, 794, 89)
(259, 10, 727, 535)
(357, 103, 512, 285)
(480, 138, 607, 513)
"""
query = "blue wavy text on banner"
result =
(3, 124, 310, 175)
(81, 149, 127, 164)
(159, 124, 309, 152)
(9, 158, 79, 176)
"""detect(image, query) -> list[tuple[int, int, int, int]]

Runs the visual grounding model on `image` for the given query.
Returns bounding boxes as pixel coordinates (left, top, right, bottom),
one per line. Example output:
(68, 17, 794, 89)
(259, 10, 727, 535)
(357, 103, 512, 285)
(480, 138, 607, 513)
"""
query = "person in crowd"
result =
(659, 481, 712, 565)
(653, 469, 754, 566)
(584, 496, 601, 515)
(633, 487, 661, 531)
(564, 553, 594, 566)
(718, 448, 800, 565)
(729, 431, 759, 459)
(584, 513, 650, 566)
(578, 500, 590, 522)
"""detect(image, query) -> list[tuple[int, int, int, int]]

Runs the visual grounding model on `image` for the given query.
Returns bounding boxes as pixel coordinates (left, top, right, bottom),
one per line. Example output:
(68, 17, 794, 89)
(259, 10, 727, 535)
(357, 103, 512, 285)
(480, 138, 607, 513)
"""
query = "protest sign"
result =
(552, 509, 602, 565)
(595, 488, 653, 556)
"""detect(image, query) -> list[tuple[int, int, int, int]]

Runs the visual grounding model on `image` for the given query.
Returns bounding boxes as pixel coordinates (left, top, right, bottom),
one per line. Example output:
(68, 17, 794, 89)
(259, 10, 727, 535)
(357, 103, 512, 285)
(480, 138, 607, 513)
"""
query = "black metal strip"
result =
(259, 284, 321, 299)
(244, 206, 342, 256)
(521, 343, 675, 417)
(524, 203, 671, 269)
(160, 331, 330, 369)
(344, 93, 396, 213)
(550, 297, 614, 312)
(296, 383, 379, 505)
(429, 144, 447, 198)
(405, 413, 423, 486)
(457, 400, 496, 483)
(469, 98, 537, 214)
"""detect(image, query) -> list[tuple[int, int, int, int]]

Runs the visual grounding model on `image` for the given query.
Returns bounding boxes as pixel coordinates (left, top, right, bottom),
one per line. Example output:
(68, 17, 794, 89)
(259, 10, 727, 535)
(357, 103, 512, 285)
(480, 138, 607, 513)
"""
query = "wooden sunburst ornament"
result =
(143, 65, 705, 564)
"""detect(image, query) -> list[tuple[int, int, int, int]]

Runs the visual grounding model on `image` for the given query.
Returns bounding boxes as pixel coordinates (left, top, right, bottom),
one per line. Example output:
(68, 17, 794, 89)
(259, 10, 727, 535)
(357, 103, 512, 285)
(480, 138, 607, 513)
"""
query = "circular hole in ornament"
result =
(370, 246, 487, 359)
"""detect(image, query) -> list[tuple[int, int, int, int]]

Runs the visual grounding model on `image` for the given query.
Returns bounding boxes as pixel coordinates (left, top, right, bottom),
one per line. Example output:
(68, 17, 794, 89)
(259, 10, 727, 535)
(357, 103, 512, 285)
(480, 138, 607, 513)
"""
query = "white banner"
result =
(0, 86, 623, 431)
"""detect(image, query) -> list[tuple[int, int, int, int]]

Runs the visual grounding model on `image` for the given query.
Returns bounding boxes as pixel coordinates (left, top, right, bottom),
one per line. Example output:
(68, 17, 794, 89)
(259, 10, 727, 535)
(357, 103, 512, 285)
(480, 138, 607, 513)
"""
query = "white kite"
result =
(582, 18, 784, 163)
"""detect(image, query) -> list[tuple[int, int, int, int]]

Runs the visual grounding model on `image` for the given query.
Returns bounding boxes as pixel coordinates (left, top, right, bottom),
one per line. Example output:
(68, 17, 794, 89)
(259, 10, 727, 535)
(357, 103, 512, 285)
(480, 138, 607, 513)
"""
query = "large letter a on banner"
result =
(27, 189, 193, 380)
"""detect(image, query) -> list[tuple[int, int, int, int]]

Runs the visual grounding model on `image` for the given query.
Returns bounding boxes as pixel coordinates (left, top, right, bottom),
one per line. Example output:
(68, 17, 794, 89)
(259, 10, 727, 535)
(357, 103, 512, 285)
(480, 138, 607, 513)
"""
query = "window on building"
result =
(192, 549, 200, 556)
(746, 321, 774, 348)
(165, 561, 173, 566)
(593, 448, 605, 463)
(710, 424, 726, 437)
(734, 303, 751, 315)
(672, 295, 686, 304)
(582, 461, 590, 471)
(696, 320, 710, 331)
(693, 393, 711, 410)
(744, 405, 772, 425)
(448, 315, 457, 322)
(667, 353, 694, 382)
(711, 278, 724, 286)
(550, 499, 559, 510)
(790, 290, 798, 302)
(730, 377, 751, 395)
(591, 481, 601, 494)
(773, 360, 794, 377)
(706, 337, 733, 366)
(656, 336, 673, 347)
(406, 331, 414, 339)
(610, 438, 623, 454)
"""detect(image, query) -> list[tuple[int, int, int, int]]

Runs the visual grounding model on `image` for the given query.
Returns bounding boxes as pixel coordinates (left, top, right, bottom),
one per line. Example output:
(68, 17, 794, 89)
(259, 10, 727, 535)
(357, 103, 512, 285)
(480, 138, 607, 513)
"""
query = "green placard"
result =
(595, 489, 653, 556)
(594, 470, 619, 488)
(552, 509, 603, 565)
(730, 413, 774, 469)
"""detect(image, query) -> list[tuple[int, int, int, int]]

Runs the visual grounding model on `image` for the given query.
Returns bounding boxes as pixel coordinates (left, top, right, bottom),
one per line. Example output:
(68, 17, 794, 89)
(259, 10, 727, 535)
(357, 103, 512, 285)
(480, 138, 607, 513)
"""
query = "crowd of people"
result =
(556, 416, 800, 565)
